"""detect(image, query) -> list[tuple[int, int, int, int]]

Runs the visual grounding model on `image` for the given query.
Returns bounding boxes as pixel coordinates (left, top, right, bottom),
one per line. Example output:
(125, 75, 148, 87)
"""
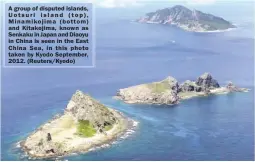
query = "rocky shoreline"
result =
(114, 73, 249, 105)
(139, 21, 236, 33)
(19, 91, 135, 160)
(177, 24, 236, 33)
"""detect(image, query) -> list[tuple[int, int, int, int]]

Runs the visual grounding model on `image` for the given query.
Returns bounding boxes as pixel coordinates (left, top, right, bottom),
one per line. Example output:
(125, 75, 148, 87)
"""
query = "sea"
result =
(1, 6, 254, 161)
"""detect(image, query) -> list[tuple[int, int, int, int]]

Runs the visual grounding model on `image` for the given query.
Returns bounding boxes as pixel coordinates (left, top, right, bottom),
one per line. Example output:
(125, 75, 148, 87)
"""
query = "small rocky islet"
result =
(114, 73, 248, 105)
(19, 90, 131, 159)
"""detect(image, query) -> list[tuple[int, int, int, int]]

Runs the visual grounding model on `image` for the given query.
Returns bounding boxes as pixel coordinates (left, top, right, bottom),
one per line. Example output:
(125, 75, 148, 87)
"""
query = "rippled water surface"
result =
(1, 10, 254, 160)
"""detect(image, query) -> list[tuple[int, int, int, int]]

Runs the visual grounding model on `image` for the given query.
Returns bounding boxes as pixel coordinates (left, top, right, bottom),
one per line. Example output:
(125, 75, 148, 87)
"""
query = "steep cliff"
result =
(65, 90, 117, 132)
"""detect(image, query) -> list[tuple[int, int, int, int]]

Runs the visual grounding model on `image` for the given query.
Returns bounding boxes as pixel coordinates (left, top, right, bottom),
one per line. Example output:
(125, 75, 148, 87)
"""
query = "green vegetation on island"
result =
(147, 77, 177, 93)
(137, 5, 236, 32)
(77, 120, 97, 137)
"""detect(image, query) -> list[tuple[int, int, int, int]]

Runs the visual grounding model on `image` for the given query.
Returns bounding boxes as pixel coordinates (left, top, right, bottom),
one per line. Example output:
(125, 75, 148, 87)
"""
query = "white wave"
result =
(88, 148, 96, 152)
(133, 120, 139, 127)
(197, 27, 236, 33)
(125, 131, 135, 136)
(127, 130, 135, 133)
(16, 142, 21, 148)
(70, 153, 77, 156)
(101, 144, 110, 148)
(112, 141, 119, 145)
(120, 134, 129, 139)
(118, 119, 139, 140)
(89, 143, 111, 152)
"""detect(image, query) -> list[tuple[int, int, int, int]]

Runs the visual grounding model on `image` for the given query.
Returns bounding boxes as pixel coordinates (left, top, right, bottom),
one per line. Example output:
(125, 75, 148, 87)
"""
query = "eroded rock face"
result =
(180, 80, 204, 93)
(159, 91, 179, 104)
(162, 76, 180, 93)
(195, 86, 202, 92)
(180, 73, 220, 94)
(47, 133, 52, 141)
(195, 73, 220, 89)
(180, 80, 196, 92)
(23, 133, 67, 156)
(226, 82, 244, 92)
(65, 90, 116, 130)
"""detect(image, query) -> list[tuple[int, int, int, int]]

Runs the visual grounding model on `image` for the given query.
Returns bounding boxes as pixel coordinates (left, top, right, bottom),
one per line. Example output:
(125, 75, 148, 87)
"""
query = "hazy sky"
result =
(93, 0, 254, 23)
(1, 0, 254, 23)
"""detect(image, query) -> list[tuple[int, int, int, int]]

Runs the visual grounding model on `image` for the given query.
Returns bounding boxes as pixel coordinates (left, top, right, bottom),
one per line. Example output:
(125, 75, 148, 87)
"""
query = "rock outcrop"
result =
(137, 5, 235, 32)
(20, 90, 130, 159)
(195, 73, 220, 89)
(226, 81, 248, 92)
(115, 73, 248, 105)
(163, 76, 180, 93)
(66, 90, 116, 131)
(180, 80, 201, 92)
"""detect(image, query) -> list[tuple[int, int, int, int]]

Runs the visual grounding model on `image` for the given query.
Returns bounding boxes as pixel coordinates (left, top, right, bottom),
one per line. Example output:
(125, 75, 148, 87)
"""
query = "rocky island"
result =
(19, 90, 131, 159)
(114, 73, 248, 105)
(137, 5, 236, 32)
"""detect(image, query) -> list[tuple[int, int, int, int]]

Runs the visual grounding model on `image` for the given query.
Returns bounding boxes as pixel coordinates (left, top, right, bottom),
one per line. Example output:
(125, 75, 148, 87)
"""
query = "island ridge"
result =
(114, 73, 248, 105)
(137, 5, 236, 32)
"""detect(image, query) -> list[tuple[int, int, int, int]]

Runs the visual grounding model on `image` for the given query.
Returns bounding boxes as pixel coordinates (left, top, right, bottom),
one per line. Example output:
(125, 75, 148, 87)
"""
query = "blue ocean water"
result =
(1, 13, 254, 160)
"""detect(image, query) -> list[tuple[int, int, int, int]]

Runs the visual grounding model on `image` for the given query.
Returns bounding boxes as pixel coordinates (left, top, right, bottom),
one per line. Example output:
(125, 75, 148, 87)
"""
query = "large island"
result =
(137, 5, 236, 32)
(114, 73, 248, 105)
(20, 90, 131, 159)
